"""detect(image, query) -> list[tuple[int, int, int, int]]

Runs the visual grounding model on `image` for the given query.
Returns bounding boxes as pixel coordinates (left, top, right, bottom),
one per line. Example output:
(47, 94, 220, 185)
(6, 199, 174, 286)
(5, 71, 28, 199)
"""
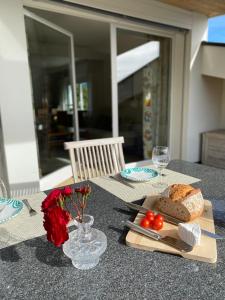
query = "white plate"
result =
(120, 167, 158, 182)
(0, 198, 23, 224)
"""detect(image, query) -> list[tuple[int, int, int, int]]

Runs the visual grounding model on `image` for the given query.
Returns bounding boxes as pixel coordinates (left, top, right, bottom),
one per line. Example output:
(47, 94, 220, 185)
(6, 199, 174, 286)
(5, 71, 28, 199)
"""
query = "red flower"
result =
(41, 185, 92, 248)
(41, 189, 62, 212)
(75, 185, 91, 196)
(74, 187, 82, 193)
(63, 186, 72, 196)
(43, 206, 70, 247)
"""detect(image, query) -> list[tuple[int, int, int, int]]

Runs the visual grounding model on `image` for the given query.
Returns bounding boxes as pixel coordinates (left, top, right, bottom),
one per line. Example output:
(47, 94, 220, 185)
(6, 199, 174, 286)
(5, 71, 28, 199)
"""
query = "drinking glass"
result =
(152, 146, 170, 189)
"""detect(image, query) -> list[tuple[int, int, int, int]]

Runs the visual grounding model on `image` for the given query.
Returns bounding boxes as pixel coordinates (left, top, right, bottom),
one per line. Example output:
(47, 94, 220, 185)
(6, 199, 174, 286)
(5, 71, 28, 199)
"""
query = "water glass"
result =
(152, 146, 170, 189)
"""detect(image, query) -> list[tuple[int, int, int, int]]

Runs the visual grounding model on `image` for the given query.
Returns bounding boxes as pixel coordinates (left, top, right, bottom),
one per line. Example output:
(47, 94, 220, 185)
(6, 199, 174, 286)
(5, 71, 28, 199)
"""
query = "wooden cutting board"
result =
(126, 196, 217, 263)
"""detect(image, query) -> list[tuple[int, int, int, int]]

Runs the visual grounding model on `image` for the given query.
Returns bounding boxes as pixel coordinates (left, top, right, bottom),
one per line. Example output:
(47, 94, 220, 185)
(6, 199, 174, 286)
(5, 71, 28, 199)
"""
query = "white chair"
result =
(64, 137, 125, 182)
(0, 178, 8, 197)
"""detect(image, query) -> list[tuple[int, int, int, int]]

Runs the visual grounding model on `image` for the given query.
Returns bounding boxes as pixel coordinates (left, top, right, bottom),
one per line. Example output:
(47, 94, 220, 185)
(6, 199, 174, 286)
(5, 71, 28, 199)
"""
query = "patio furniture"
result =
(202, 130, 225, 169)
(0, 178, 8, 197)
(64, 137, 125, 182)
(1, 160, 225, 299)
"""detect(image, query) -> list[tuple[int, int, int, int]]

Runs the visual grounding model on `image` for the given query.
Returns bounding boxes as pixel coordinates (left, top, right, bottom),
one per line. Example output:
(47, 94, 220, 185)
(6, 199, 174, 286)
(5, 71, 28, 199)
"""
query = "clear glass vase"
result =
(63, 214, 107, 270)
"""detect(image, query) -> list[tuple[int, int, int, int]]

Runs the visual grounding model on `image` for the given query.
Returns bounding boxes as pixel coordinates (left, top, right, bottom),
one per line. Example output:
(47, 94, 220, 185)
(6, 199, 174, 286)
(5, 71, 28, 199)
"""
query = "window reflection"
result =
(117, 29, 171, 162)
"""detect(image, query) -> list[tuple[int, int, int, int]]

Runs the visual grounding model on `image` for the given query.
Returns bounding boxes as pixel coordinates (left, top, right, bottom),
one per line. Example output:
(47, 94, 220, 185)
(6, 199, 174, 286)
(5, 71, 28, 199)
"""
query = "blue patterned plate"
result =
(0, 198, 23, 224)
(120, 167, 158, 182)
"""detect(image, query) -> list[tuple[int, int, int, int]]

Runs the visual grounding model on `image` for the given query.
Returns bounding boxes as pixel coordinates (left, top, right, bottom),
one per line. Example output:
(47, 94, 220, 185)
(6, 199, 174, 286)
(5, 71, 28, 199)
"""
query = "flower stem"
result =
(70, 194, 81, 221)
(81, 207, 84, 223)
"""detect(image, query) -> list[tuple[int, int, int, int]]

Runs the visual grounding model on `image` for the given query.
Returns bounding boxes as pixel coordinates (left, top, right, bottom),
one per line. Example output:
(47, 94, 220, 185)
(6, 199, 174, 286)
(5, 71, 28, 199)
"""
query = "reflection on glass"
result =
(117, 29, 171, 163)
(25, 16, 74, 176)
(77, 82, 89, 111)
(25, 10, 112, 176)
(74, 21, 112, 140)
(117, 41, 160, 82)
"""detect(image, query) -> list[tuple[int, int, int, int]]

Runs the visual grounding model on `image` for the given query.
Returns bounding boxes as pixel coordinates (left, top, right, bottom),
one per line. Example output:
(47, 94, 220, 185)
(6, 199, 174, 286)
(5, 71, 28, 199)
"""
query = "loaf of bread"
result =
(155, 184, 204, 222)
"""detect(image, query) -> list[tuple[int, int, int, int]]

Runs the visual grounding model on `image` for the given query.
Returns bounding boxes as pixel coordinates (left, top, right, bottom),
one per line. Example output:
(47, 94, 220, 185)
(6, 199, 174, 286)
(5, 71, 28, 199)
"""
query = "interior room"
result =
(24, 7, 171, 176)
(25, 8, 112, 175)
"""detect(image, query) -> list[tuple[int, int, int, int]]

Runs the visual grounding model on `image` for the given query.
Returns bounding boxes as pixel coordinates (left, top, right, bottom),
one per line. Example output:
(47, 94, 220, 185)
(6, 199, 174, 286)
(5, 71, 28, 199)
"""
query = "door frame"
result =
(23, 8, 79, 141)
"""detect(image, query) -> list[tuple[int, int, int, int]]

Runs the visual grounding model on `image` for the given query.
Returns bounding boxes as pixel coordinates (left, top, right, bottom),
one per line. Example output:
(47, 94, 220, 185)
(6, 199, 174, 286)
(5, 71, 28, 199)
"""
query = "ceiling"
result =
(26, 8, 110, 49)
(159, 0, 225, 17)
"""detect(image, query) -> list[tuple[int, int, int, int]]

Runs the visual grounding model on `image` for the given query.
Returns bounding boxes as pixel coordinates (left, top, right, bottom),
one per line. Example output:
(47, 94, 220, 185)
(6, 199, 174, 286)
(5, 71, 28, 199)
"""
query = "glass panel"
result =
(26, 7, 112, 150)
(117, 29, 171, 162)
(25, 16, 74, 176)
(73, 20, 111, 140)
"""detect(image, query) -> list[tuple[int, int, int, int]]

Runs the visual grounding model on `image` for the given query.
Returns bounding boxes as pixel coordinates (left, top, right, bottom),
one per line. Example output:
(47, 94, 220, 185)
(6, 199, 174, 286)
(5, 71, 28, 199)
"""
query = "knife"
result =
(0, 205, 6, 213)
(126, 202, 225, 240)
(109, 175, 135, 189)
(124, 220, 193, 253)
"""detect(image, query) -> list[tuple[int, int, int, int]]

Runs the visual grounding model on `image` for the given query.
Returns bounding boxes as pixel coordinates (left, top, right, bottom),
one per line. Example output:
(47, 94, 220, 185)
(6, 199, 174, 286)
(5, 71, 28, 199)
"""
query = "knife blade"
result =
(201, 229, 224, 240)
(124, 220, 193, 253)
(0, 205, 6, 213)
(126, 202, 225, 240)
(109, 175, 135, 189)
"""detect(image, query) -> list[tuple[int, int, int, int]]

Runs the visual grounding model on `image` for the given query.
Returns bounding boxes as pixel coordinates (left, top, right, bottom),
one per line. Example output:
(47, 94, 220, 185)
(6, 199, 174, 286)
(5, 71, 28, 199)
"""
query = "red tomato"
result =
(154, 214, 164, 222)
(152, 219, 163, 230)
(140, 217, 150, 228)
(145, 210, 155, 225)
(146, 214, 154, 224)
(145, 210, 155, 219)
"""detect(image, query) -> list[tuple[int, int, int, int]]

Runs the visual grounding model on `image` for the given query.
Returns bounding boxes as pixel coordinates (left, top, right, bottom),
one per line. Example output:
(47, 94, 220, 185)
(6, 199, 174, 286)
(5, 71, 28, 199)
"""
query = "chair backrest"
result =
(0, 177, 8, 198)
(64, 137, 125, 182)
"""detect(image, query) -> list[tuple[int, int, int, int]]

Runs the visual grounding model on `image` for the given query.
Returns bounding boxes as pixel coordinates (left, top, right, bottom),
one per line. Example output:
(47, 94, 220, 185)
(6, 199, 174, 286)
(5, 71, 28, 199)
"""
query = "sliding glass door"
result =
(24, 5, 179, 177)
(116, 28, 171, 162)
(24, 8, 112, 177)
(25, 8, 112, 143)
(24, 10, 77, 176)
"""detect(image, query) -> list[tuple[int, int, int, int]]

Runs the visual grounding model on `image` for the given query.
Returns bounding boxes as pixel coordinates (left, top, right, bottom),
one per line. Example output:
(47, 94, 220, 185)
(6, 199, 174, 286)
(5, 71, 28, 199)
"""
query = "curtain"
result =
(142, 38, 170, 159)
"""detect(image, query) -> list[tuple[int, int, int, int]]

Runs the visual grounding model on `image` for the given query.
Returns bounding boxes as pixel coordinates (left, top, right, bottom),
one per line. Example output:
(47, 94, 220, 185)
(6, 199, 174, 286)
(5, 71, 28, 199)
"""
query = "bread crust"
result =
(155, 184, 204, 222)
(169, 184, 194, 202)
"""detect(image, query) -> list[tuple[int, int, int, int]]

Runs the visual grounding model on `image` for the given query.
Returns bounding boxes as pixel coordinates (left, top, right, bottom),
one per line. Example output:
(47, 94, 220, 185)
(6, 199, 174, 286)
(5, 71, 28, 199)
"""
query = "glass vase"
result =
(63, 214, 107, 270)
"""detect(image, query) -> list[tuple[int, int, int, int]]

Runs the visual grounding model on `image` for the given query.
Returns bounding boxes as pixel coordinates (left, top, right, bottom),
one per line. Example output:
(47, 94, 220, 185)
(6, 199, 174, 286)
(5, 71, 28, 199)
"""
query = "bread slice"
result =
(155, 184, 204, 222)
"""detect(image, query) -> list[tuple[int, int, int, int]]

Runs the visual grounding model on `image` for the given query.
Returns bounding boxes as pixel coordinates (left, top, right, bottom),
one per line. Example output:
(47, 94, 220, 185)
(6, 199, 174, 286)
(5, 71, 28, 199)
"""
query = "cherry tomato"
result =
(154, 214, 164, 222)
(146, 214, 155, 224)
(145, 210, 155, 219)
(152, 219, 163, 230)
(140, 217, 150, 228)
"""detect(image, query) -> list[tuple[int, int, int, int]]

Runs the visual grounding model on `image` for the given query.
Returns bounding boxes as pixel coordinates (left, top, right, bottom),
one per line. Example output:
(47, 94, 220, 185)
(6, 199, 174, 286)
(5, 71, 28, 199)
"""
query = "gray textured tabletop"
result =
(1, 160, 225, 300)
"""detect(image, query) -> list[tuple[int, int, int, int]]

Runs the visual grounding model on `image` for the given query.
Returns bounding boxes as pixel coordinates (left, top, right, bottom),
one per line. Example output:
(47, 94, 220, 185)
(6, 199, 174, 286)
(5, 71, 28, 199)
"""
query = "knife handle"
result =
(125, 220, 161, 241)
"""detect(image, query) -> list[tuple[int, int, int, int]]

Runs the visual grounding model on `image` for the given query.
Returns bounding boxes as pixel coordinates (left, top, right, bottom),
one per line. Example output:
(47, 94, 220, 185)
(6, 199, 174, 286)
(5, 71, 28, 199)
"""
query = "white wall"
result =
(202, 45, 225, 79)
(0, 0, 40, 196)
(66, 0, 193, 29)
(182, 13, 224, 162)
(201, 44, 225, 130)
(221, 80, 225, 128)
(187, 56, 222, 161)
